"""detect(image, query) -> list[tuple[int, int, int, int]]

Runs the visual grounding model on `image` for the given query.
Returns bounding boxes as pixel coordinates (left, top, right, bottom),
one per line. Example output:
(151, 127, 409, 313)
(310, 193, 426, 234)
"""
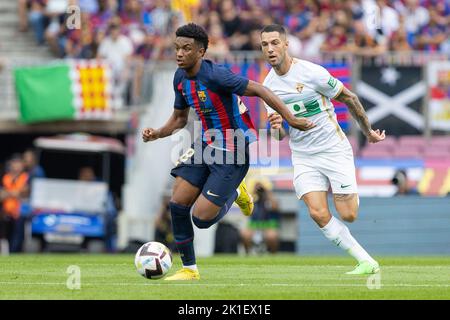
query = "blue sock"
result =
(169, 202, 196, 266)
(192, 191, 238, 229)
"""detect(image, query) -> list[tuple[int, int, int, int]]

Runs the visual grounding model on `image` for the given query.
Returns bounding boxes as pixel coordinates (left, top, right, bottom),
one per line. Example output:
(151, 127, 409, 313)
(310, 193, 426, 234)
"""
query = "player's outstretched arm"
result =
(243, 80, 316, 131)
(334, 87, 385, 143)
(142, 108, 190, 142)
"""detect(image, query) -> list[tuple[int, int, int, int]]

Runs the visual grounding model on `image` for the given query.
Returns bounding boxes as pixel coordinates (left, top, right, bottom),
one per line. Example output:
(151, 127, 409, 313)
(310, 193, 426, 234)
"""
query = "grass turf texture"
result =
(0, 254, 449, 300)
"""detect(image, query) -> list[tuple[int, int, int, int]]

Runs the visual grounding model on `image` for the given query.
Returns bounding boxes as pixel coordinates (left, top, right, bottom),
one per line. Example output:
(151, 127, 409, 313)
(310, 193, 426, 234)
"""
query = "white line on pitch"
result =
(0, 282, 449, 288)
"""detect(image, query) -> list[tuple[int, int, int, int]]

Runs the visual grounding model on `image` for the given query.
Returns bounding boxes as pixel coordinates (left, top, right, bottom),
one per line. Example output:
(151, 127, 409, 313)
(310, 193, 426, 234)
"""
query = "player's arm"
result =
(334, 86, 385, 143)
(142, 108, 190, 142)
(243, 80, 316, 131)
(268, 113, 287, 141)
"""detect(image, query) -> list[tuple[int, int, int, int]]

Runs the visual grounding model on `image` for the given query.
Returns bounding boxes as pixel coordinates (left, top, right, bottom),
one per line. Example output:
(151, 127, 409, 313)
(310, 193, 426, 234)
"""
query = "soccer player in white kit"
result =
(260, 24, 385, 274)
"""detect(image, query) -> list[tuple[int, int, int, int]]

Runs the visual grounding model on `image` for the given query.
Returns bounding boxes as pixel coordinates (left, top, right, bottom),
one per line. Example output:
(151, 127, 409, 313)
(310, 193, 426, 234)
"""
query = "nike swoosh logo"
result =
(341, 184, 351, 188)
(206, 190, 220, 197)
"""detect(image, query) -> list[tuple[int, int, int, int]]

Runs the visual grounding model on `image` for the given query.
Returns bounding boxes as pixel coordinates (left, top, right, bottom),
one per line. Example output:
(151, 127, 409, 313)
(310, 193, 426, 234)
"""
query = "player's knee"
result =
(170, 196, 193, 208)
(309, 207, 329, 222)
(341, 209, 358, 223)
(191, 215, 213, 229)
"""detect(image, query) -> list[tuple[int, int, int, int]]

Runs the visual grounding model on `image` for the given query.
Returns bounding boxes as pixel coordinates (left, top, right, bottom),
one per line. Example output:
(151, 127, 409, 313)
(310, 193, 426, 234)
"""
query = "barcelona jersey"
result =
(173, 59, 257, 150)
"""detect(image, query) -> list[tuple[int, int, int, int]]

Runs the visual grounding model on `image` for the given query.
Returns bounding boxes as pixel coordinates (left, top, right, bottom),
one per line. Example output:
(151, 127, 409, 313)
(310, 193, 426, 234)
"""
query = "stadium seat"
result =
(398, 135, 426, 149)
(392, 147, 423, 158)
(360, 148, 393, 159)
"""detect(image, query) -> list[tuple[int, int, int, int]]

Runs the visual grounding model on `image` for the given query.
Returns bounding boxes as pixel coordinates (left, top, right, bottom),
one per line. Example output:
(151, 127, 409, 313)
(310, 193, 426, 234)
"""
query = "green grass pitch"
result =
(0, 254, 449, 300)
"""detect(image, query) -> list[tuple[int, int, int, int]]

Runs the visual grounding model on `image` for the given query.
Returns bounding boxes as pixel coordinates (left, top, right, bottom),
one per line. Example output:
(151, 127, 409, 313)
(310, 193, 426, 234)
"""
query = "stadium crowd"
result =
(17, 0, 450, 61)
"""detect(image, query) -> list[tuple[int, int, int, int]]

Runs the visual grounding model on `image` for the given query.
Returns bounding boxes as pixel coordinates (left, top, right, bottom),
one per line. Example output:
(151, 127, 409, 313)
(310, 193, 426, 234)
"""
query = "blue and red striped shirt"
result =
(173, 59, 257, 150)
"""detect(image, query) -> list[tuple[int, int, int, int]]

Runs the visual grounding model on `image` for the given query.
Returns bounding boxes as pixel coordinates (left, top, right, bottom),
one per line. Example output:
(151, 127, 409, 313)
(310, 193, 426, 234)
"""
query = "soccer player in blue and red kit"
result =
(142, 23, 315, 280)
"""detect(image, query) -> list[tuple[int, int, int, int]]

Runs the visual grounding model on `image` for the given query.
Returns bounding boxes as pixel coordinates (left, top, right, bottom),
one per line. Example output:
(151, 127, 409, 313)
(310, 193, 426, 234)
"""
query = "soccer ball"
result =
(135, 241, 173, 279)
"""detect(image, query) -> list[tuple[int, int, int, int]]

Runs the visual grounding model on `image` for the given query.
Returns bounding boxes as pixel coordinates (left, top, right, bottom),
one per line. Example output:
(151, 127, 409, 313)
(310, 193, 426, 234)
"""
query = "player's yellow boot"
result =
(164, 268, 200, 281)
(235, 180, 254, 217)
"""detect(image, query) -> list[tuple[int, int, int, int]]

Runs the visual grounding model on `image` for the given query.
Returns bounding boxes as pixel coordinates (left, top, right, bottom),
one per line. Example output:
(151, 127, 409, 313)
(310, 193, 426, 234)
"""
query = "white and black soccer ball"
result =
(135, 241, 173, 279)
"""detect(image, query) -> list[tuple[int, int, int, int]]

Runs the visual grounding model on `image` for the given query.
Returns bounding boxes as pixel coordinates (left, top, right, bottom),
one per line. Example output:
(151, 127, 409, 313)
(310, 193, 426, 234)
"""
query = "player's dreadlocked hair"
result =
(175, 23, 209, 51)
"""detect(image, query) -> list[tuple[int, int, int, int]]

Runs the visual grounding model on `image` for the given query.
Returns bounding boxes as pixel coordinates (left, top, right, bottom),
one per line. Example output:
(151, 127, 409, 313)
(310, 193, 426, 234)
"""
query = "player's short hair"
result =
(175, 23, 209, 51)
(260, 24, 287, 38)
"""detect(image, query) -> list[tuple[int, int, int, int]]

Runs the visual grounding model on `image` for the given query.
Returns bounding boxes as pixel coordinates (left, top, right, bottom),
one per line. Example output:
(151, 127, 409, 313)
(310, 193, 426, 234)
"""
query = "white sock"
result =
(183, 264, 198, 272)
(320, 216, 376, 264)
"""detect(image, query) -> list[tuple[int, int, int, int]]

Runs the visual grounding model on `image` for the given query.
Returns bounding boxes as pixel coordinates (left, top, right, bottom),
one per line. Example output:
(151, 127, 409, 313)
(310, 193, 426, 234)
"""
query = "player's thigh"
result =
(333, 193, 359, 222)
(191, 193, 223, 220)
(293, 161, 330, 200)
(192, 163, 248, 220)
(204, 163, 249, 207)
(322, 144, 358, 197)
(171, 176, 202, 207)
(321, 146, 359, 221)
(302, 191, 332, 228)
(170, 147, 210, 206)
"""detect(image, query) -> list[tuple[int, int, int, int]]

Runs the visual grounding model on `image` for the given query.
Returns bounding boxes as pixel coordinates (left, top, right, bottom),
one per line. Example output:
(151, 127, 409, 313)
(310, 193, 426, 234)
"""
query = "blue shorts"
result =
(170, 141, 250, 207)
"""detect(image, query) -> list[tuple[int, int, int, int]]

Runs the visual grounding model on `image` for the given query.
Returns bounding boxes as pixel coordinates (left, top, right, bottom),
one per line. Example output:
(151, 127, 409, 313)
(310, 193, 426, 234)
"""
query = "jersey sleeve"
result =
(214, 65, 249, 96)
(310, 64, 344, 99)
(173, 71, 188, 110)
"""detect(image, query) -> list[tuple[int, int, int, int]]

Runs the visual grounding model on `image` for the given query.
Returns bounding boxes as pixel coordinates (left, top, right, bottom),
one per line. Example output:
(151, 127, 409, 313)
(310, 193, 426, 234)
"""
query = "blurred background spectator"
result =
(97, 19, 133, 108)
(241, 181, 280, 254)
(0, 154, 30, 253)
(23, 149, 46, 183)
(16, 0, 449, 60)
(392, 169, 419, 196)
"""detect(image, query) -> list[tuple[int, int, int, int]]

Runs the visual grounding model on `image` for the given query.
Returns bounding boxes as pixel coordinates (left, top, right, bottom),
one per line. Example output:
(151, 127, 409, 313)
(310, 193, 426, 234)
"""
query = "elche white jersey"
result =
(263, 58, 347, 155)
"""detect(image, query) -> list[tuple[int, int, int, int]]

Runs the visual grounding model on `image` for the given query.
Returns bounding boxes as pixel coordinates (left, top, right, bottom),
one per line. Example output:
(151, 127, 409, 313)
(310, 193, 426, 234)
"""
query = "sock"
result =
(183, 264, 198, 272)
(236, 186, 241, 197)
(320, 216, 376, 264)
(169, 202, 196, 266)
(192, 190, 238, 229)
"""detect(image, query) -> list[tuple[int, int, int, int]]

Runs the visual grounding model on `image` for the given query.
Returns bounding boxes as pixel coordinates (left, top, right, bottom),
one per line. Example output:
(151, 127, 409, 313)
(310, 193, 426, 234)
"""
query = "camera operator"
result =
(240, 181, 280, 254)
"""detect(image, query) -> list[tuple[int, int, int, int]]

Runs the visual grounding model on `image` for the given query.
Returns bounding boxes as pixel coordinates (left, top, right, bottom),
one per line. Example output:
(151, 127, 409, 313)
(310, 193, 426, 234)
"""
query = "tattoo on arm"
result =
(335, 87, 372, 135)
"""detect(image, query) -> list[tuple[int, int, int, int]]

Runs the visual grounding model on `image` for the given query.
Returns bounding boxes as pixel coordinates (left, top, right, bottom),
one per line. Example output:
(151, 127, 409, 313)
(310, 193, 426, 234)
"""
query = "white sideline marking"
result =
(0, 282, 449, 288)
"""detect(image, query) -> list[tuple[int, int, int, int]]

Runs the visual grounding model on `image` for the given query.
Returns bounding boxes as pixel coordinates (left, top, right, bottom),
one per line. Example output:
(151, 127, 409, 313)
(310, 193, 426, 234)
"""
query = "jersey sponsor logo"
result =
(286, 100, 322, 117)
(197, 90, 207, 102)
(328, 77, 337, 89)
(206, 190, 220, 197)
(340, 184, 351, 188)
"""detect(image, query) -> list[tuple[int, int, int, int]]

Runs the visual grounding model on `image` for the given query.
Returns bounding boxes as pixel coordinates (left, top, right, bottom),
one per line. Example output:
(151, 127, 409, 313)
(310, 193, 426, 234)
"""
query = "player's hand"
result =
(268, 113, 283, 129)
(366, 129, 386, 143)
(142, 128, 160, 142)
(288, 117, 316, 131)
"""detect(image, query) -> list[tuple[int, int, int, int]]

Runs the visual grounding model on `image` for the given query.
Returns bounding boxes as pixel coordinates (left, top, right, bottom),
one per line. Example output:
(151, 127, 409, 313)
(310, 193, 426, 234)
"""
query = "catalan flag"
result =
(15, 60, 115, 124)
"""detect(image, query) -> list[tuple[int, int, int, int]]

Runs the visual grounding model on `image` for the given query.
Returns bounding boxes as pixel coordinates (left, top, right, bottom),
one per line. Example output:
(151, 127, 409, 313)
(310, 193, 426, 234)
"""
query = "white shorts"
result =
(292, 139, 358, 199)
